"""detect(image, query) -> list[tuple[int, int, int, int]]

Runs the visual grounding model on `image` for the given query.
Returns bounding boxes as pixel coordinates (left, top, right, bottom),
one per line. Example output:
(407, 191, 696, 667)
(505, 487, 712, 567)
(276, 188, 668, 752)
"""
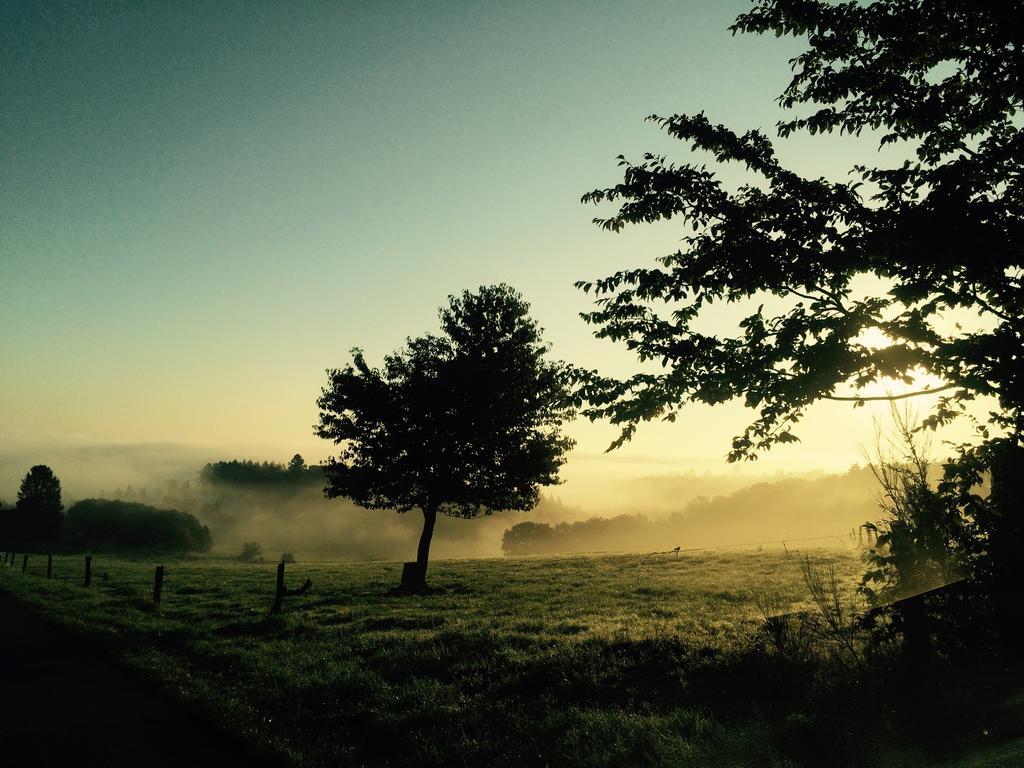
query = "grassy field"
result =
(0, 549, 1019, 767)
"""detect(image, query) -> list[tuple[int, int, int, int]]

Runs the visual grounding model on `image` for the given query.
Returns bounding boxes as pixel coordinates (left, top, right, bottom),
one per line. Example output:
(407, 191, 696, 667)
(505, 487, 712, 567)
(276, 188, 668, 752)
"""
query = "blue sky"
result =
(1, 1, 954, 500)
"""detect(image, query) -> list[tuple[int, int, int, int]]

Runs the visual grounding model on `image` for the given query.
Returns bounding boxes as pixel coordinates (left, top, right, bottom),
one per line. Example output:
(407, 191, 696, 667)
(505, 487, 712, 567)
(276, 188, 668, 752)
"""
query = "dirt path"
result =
(0, 586, 284, 767)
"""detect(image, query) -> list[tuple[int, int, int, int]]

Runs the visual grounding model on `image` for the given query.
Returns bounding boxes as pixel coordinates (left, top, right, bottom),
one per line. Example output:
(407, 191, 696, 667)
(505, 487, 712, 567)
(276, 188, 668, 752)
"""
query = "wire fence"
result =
(0, 524, 882, 615)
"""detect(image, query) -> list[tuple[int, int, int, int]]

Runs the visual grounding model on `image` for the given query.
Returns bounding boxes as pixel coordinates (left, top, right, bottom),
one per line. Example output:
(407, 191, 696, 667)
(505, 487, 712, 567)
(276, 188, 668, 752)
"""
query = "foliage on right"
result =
(575, 0, 1023, 643)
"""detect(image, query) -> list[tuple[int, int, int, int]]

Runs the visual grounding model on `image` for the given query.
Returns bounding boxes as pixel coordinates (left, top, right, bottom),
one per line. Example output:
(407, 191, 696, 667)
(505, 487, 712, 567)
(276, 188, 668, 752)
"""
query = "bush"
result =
(62, 499, 212, 553)
(280, 552, 296, 563)
(238, 541, 264, 563)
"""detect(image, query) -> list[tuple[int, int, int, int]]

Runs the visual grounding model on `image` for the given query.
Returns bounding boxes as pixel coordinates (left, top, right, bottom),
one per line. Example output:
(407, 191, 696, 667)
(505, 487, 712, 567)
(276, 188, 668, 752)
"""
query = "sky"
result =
(0, 1, 981, 503)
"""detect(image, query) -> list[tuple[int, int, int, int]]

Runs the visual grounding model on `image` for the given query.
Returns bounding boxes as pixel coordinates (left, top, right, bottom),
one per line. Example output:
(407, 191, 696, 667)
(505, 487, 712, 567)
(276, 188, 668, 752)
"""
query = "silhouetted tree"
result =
(575, 0, 1024, 640)
(287, 454, 306, 474)
(502, 521, 558, 556)
(15, 465, 63, 551)
(317, 284, 575, 589)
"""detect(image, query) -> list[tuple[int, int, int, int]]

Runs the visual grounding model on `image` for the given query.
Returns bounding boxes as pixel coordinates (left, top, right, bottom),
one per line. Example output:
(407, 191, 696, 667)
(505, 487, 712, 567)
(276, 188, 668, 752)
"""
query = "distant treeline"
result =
(63, 499, 211, 553)
(0, 499, 211, 554)
(201, 455, 323, 489)
(95, 455, 327, 536)
(502, 517, 651, 556)
(502, 468, 880, 556)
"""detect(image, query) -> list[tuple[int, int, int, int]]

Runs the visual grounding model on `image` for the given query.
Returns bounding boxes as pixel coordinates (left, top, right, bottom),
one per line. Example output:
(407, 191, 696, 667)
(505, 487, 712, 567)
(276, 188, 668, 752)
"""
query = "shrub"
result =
(238, 541, 264, 563)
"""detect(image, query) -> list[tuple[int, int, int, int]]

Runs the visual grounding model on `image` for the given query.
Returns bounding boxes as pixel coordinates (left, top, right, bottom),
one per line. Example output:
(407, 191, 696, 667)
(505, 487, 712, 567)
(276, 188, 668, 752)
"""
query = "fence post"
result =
(21, 554, 28, 573)
(84, 555, 92, 587)
(153, 564, 165, 605)
(271, 561, 285, 614)
(47, 553, 53, 579)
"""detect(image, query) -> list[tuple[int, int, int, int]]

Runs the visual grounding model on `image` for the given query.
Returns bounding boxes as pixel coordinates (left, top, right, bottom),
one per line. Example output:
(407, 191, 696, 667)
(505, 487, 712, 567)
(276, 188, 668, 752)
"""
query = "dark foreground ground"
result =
(0, 586, 283, 767)
(3, 552, 1023, 767)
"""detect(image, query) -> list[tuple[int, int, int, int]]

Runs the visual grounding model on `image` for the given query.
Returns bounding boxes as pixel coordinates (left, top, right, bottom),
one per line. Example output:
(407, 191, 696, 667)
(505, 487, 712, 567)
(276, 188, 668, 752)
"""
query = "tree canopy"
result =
(573, 0, 1024, 643)
(574, 0, 1023, 462)
(316, 284, 575, 585)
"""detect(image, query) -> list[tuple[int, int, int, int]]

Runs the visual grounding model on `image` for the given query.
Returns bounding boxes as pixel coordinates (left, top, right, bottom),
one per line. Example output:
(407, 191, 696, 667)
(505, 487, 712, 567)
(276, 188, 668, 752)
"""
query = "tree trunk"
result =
(417, 503, 438, 578)
(989, 442, 1024, 644)
(399, 503, 439, 592)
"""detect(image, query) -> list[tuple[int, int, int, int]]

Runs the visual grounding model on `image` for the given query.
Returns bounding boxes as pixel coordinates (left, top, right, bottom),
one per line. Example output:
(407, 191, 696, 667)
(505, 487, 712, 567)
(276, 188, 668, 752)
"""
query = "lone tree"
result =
(575, 1, 1023, 634)
(316, 284, 575, 590)
(16, 465, 63, 551)
(287, 453, 306, 474)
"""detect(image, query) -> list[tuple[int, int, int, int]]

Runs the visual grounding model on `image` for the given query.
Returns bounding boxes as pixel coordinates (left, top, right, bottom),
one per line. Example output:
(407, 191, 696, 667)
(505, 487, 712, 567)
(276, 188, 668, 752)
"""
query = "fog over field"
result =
(0, 433, 880, 561)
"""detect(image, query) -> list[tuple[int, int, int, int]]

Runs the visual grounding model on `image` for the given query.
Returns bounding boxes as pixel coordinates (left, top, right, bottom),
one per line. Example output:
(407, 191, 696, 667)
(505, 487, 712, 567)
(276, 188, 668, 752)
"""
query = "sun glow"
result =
(848, 326, 949, 401)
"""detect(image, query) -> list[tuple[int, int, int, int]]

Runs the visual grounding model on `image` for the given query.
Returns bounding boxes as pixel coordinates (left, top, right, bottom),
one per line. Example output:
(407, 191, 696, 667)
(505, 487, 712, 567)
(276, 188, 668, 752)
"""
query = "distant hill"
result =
(503, 466, 879, 555)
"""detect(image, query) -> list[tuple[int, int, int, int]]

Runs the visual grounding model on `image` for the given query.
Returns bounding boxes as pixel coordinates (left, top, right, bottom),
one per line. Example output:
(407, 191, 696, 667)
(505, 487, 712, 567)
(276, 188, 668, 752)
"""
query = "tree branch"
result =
(823, 384, 958, 402)
(969, 289, 1014, 324)
(782, 284, 850, 316)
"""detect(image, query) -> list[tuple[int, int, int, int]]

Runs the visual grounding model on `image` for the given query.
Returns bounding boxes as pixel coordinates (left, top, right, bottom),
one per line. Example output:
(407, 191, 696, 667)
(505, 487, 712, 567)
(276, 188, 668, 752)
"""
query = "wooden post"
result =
(47, 553, 53, 579)
(899, 591, 931, 670)
(84, 555, 92, 587)
(21, 554, 28, 573)
(271, 561, 286, 614)
(153, 564, 165, 605)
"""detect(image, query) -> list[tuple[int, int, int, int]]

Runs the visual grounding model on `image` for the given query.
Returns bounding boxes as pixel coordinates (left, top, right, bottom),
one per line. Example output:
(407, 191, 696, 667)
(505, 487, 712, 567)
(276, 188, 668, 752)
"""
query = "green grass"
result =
(0, 550, 1019, 767)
